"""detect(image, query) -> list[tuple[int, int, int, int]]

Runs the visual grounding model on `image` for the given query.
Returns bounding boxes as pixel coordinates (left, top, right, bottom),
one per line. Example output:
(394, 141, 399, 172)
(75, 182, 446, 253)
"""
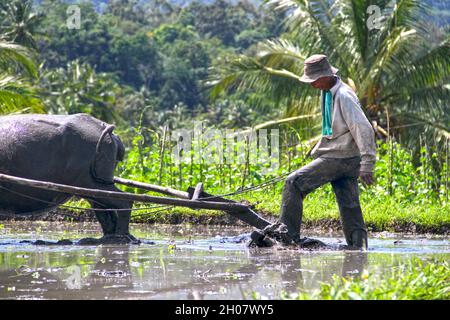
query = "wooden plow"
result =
(0, 173, 272, 230)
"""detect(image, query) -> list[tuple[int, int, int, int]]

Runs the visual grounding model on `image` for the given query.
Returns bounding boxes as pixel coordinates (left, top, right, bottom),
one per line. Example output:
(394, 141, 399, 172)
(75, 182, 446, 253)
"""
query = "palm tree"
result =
(209, 0, 450, 152)
(0, 0, 44, 50)
(40, 60, 123, 124)
(0, 40, 44, 114)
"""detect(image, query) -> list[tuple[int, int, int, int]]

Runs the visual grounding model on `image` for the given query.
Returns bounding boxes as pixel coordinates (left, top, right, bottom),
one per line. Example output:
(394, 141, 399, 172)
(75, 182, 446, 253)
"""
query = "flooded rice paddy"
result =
(0, 221, 448, 300)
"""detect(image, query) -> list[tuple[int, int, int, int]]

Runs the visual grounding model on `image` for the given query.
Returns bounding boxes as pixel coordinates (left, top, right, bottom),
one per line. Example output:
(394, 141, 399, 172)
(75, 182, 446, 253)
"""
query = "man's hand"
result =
(359, 171, 375, 186)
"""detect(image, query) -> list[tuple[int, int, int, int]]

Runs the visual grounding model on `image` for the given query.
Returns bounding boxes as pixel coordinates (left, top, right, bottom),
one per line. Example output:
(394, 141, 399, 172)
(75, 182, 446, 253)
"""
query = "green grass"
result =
(282, 258, 450, 300)
(62, 181, 449, 234)
(57, 138, 449, 234)
(246, 187, 449, 233)
(106, 139, 450, 233)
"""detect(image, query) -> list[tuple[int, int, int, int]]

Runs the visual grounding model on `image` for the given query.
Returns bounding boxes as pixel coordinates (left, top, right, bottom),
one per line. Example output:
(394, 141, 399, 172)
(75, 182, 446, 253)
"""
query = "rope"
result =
(0, 130, 309, 219)
(0, 185, 169, 213)
(128, 171, 294, 218)
(90, 124, 116, 185)
(0, 170, 295, 219)
(195, 171, 292, 201)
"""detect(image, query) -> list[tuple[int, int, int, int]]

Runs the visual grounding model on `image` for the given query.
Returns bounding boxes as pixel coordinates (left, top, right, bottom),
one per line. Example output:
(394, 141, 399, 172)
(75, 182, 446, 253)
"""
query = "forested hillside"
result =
(2, 0, 285, 132)
(2, 0, 448, 134)
(0, 0, 449, 198)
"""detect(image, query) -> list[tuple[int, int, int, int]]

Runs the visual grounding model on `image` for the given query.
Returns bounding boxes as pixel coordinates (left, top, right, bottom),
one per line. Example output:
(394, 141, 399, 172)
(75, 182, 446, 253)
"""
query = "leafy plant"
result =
(210, 0, 450, 162)
(0, 40, 43, 114)
(289, 258, 450, 300)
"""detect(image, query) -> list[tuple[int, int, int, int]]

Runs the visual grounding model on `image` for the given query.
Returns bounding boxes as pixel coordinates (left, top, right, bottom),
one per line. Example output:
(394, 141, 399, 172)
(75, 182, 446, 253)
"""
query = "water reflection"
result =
(0, 222, 448, 300)
(0, 244, 369, 299)
(0, 245, 132, 299)
(229, 250, 369, 299)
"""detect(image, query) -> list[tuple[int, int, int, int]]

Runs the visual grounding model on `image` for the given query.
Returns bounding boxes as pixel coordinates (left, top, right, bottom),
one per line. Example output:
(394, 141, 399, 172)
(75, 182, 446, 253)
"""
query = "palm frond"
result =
(388, 38, 450, 90)
(211, 0, 450, 151)
(0, 73, 44, 114)
(208, 54, 300, 103)
(0, 41, 37, 78)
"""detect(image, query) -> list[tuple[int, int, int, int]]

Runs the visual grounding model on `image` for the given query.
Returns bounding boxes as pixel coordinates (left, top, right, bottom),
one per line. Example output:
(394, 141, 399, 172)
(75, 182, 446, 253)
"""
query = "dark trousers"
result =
(279, 156, 367, 247)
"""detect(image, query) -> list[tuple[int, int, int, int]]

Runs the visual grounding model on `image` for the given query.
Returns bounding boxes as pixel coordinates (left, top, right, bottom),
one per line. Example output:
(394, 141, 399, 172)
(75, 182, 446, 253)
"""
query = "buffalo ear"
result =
(90, 133, 116, 185)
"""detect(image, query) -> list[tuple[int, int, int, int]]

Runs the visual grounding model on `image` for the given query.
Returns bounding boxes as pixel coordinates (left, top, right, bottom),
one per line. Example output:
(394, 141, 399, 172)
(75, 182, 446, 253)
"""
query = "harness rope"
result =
(0, 124, 312, 219)
(0, 170, 294, 219)
(89, 124, 116, 185)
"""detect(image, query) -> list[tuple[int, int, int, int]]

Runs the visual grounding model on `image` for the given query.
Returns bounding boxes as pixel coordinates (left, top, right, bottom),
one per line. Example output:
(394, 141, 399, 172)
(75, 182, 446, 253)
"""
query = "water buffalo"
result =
(0, 113, 139, 244)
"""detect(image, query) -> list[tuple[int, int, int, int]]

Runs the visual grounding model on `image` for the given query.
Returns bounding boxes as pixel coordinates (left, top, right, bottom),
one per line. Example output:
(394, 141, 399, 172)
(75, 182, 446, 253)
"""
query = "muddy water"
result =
(0, 221, 448, 300)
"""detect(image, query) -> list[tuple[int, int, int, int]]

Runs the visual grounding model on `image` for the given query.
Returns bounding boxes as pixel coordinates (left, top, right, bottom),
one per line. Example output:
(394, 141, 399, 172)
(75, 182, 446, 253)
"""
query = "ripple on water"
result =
(0, 221, 448, 300)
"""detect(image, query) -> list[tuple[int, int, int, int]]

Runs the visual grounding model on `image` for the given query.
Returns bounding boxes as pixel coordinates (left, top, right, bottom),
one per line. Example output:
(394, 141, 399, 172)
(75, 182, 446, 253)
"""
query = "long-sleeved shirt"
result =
(311, 78, 377, 172)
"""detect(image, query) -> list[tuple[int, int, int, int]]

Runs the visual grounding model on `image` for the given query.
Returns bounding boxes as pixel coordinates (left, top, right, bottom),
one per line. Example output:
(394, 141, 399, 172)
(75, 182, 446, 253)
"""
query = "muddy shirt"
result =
(311, 78, 377, 172)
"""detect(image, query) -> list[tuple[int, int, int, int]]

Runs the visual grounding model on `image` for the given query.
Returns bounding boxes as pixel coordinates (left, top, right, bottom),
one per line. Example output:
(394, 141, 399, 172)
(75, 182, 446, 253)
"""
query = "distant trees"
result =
(107, 31, 161, 88)
(211, 0, 450, 153)
(0, 0, 284, 128)
(40, 60, 123, 123)
(0, 0, 44, 49)
(152, 23, 212, 109)
(180, 0, 282, 49)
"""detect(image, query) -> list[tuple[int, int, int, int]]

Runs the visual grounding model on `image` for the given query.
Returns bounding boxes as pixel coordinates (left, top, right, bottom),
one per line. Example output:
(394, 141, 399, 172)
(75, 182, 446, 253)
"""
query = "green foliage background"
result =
(0, 0, 448, 231)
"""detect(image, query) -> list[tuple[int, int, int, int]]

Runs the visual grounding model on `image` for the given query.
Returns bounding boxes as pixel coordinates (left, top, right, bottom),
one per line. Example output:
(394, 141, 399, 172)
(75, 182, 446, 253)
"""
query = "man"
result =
(279, 54, 376, 250)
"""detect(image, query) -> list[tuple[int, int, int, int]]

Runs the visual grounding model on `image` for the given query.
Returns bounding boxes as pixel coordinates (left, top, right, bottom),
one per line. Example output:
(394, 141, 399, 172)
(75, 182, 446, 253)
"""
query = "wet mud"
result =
(0, 222, 449, 300)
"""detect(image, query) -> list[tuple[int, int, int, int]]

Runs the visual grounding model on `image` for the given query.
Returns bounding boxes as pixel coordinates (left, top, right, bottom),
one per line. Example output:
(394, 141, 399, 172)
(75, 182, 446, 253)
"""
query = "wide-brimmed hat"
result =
(299, 54, 339, 83)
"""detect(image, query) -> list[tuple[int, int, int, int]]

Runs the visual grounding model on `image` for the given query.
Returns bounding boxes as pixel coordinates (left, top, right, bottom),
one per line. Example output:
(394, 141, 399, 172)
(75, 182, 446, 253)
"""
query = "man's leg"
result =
(279, 157, 342, 241)
(331, 177, 368, 249)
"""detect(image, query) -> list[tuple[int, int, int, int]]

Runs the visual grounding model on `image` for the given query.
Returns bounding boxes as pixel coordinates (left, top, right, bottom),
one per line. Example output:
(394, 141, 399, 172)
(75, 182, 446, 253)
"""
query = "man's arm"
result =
(339, 92, 377, 176)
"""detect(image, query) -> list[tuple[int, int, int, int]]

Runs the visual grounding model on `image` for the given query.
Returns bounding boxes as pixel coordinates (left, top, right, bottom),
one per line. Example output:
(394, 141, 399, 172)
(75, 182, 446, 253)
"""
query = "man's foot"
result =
(262, 223, 292, 245)
(248, 223, 296, 247)
(249, 230, 276, 247)
(248, 222, 331, 249)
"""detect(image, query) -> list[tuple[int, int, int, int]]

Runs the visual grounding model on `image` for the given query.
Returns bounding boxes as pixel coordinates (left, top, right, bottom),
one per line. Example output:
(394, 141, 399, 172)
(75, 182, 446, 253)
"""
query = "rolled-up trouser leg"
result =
(279, 157, 341, 240)
(331, 177, 368, 249)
